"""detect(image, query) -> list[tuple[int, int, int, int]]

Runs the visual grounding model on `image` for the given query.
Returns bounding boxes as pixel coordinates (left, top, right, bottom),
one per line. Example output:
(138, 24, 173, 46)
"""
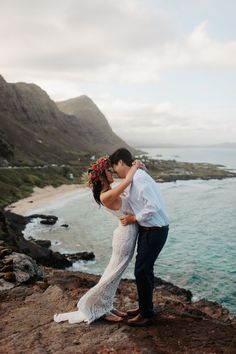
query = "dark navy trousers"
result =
(134, 225, 169, 318)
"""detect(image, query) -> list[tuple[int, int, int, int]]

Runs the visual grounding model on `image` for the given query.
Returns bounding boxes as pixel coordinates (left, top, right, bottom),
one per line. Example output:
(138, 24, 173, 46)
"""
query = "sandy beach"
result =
(4, 184, 84, 216)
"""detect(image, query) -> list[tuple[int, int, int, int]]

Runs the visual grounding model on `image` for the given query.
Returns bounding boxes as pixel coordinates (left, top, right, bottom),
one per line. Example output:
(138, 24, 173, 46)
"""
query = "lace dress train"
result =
(54, 199, 138, 324)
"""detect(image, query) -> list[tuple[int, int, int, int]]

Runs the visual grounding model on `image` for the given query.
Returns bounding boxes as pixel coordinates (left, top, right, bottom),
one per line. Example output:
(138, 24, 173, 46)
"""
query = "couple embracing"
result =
(54, 148, 169, 327)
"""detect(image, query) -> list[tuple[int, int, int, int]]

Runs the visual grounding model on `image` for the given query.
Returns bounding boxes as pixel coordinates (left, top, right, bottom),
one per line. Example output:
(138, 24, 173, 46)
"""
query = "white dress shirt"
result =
(125, 169, 170, 227)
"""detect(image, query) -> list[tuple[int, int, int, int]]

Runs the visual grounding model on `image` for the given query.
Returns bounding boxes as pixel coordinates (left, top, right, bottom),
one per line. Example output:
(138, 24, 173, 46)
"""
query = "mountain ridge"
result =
(0, 75, 132, 165)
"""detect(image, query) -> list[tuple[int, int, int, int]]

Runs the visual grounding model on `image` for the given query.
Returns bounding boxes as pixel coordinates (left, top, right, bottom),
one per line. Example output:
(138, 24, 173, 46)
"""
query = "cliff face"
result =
(0, 74, 131, 165)
(57, 95, 129, 152)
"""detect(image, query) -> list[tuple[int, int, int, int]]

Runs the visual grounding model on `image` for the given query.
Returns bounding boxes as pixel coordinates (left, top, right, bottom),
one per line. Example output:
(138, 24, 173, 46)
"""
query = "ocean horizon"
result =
(23, 147, 236, 315)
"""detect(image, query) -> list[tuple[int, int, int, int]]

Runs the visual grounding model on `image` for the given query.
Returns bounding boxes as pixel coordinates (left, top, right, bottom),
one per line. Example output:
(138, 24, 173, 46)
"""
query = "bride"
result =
(54, 156, 141, 324)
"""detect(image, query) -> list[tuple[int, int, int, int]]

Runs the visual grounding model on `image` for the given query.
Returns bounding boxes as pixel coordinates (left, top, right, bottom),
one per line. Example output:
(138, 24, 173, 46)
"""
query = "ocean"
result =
(23, 147, 236, 315)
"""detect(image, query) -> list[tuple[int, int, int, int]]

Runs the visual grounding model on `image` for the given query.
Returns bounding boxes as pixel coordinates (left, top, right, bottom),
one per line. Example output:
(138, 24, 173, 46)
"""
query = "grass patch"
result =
(0, 164, 86, 208)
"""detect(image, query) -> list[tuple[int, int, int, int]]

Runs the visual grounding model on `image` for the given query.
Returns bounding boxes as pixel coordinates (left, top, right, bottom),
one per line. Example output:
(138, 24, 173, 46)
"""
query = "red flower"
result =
(87, 156, 111, 187)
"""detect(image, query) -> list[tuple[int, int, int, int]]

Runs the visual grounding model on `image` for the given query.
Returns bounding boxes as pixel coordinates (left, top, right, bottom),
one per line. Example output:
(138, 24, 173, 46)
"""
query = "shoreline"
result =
(4, 183, 85, 216)
(4, 173, 236, 217)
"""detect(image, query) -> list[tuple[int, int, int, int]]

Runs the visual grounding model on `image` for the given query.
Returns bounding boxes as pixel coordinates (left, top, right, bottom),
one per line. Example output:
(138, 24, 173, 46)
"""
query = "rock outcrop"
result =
(0, 210, 97, 270)
(0, 211, 72, 269)
(0, 268, 235, 353)
(64, 252, 95, 262)
(0, 251, 45, 290)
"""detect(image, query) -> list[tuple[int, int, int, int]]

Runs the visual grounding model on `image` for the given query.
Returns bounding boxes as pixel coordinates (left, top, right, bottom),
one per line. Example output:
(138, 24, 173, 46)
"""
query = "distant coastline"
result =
(2, 156, 236, 214)
(133, 142, 236, 149)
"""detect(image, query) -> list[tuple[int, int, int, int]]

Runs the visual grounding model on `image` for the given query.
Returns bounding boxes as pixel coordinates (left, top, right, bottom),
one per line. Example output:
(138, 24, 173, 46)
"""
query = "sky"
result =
(0, 0, 236, 146)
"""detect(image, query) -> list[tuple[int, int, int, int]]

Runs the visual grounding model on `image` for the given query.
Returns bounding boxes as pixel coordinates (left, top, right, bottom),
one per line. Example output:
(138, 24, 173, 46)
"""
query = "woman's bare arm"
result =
(100, 161, 142, 205)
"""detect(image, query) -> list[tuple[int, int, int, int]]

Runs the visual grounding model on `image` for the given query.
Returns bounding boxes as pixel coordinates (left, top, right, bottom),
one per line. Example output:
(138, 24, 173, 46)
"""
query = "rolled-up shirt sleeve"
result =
(135, 180, 159, 224)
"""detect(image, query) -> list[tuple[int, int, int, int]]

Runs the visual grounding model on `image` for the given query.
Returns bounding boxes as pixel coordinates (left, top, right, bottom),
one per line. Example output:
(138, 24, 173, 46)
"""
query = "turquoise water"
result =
(23, 147, 236, 315)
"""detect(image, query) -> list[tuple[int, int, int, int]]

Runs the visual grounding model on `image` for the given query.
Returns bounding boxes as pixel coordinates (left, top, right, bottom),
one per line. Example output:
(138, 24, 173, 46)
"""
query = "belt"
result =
(139, 225, 169, 231)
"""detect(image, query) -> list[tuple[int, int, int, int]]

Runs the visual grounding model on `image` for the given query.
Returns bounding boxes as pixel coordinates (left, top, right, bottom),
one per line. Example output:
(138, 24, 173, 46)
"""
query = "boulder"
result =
(0, 211, 72, 269)
(28, 214, 58, 225)
(4, 252, 45, 283)
(34, 239, 51, 248)
(64, 252, 95, 262)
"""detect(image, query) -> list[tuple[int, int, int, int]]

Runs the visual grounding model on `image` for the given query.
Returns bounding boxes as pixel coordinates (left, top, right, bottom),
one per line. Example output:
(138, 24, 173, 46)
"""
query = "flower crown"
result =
(87, 156, 112, 187)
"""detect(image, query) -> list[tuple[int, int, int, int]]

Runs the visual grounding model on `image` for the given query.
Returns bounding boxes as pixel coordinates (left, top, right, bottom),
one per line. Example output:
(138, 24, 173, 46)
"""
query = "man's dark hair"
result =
(109, 148, 134, 167)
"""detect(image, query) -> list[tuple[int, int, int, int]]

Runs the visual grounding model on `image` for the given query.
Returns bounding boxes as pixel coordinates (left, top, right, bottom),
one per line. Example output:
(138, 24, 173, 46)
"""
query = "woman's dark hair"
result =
(92, 171, 107, 206)
(109, 148, 134, 167)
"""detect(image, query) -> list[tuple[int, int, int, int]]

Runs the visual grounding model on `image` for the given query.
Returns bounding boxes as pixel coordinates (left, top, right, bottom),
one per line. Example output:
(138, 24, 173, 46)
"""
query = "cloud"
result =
(168, 21, 236, 69)
(0, 0, 235, 145)
(96, 97, 236, 145)
(0, 0, 175, 83)
(1, 0, 236, 85)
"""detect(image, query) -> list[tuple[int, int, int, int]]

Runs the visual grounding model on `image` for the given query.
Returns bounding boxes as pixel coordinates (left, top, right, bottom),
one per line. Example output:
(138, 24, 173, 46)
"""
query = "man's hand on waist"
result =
(120, 214, 136, 226)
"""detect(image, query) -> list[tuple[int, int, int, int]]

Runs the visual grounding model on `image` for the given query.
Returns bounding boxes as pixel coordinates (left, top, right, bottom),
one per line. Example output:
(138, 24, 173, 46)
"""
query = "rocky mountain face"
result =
(57, 95, 128, 154)
(0, 74, 131, 165)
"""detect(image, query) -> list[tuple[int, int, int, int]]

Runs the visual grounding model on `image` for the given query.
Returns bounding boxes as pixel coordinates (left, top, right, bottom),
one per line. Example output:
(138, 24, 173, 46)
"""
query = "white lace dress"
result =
(53, 197, 138, 324)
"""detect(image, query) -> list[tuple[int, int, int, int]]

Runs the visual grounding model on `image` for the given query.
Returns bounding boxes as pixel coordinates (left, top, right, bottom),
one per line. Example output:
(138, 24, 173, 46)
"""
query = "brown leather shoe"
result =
(127, 307, 140, 317)
(127, 314, 153, 327)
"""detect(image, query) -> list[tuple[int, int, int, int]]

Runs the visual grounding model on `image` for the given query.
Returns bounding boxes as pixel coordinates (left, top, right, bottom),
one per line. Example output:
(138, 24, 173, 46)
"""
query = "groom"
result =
(109, 148, 169, 327)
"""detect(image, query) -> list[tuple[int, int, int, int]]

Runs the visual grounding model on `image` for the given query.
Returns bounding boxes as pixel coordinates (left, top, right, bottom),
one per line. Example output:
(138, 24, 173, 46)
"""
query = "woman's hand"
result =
(132, 160, 146, 169)
(120, 214, 136, 225)
(125, 160, 141, 183)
